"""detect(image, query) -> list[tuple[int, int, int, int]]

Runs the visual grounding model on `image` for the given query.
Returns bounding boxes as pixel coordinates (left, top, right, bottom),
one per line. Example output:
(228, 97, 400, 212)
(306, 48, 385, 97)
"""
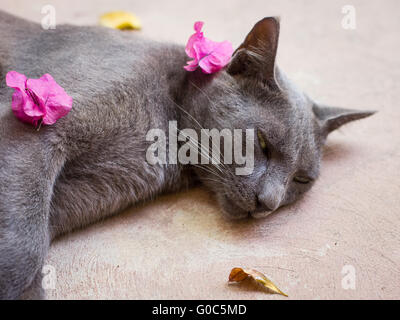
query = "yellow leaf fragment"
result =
(229, 267, 288, 297)
(99, 11, 141, 30)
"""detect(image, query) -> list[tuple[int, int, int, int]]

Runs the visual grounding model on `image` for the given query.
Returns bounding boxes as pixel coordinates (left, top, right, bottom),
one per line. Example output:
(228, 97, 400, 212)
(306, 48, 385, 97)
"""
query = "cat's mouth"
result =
(218, 194, 274, 220)
(250, 210, 274, 219)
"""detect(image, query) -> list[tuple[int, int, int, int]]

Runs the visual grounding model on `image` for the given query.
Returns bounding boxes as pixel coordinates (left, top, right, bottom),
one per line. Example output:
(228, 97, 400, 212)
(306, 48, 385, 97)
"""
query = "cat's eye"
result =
(293, 176, 312, 184)
(257, 130, 269, 156)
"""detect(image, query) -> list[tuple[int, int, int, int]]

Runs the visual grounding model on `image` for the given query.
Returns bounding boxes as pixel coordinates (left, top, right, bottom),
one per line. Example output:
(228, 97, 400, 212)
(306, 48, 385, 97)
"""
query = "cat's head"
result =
(181, 17, 374, 219)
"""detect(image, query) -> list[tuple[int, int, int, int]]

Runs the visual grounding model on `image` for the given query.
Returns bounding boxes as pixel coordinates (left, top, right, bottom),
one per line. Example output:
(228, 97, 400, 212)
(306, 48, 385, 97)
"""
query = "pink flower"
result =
(6, 71, 73, 126)
(184, 21, 233, 74)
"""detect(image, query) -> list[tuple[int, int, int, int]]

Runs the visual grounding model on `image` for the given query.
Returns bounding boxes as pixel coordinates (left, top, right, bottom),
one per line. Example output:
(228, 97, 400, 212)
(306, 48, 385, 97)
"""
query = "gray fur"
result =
(0, 12, 374, 299)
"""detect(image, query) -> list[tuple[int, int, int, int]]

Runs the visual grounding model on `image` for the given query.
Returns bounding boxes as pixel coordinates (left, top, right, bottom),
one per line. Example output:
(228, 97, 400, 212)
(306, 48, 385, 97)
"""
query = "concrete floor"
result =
(1, 0, 399, 299)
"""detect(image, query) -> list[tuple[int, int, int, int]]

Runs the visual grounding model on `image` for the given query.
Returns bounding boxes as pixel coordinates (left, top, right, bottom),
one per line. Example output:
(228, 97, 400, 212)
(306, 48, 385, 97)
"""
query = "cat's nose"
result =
(256, 194, 279, 212)
(256, 185, 285, 213)
(255, 197, 274, 212)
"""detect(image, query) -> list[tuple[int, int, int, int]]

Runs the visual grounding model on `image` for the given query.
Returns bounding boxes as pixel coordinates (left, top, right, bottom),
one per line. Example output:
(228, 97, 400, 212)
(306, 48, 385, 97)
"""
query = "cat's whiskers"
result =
(167, 95, 228, 169)
(191, 164, 225, 181)
(201, 177, 232, 192)
(188, 81, 231, 165)
(175, 127, 225, 174)
(200, 177, 223, 184)
(181, 124, 228, 172)
(168, 104, 227, 174)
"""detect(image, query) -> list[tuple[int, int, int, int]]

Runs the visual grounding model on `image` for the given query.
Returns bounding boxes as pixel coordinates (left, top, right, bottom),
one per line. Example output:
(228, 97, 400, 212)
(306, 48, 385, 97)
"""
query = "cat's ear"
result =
(227, 17, 280, 89)
(313, 104, 376, 135)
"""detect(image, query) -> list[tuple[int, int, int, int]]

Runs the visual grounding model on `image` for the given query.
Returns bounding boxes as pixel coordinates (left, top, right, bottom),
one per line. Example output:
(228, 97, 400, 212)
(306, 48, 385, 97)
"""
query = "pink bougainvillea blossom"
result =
(184, 21, 233, 74)
(6, 71, 73, 127)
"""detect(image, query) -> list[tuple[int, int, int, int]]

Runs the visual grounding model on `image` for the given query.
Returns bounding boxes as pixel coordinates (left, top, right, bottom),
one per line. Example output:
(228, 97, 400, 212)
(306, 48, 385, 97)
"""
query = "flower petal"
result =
(213, 40, 234, 64)
(39, 74, 73, 125)
(41, 74, 73, 108)
(6, 71, 27, 91)
(183, 22, 233, 74)
(184, 60, 199, 71)
(185, 21, 205, 59)
(42, 101, 72, 125)
(199, 57, 220, 74)
(22, 96, 46, 117)
(6, 72, 72, 126)
(27, 77, 49, 102)
(10, 89, 41, 125)
(193, 21, 204, 33)
(27, 74, 72, 125)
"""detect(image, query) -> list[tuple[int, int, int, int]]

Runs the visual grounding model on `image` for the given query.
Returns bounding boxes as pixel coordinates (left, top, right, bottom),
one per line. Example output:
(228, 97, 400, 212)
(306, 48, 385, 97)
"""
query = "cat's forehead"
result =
(209, 71, 317, 142)
(249, 86, 321, 173)
(250, 85, 313, 130)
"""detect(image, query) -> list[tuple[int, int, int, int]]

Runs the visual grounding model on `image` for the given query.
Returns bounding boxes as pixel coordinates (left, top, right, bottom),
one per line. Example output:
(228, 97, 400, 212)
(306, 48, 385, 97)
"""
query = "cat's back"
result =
(1, 9, 187, 98)
(0, 10, 186, 132)
(0, 10, 171, 96)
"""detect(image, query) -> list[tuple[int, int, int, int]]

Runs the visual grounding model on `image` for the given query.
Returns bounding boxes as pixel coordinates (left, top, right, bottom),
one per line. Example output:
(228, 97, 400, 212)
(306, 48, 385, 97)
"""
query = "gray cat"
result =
(0, 11, 374, 299)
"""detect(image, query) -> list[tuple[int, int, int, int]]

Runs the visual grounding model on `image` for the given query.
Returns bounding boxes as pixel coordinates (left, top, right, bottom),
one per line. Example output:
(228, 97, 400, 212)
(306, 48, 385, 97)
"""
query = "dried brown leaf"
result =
(228, 267, 288, 297)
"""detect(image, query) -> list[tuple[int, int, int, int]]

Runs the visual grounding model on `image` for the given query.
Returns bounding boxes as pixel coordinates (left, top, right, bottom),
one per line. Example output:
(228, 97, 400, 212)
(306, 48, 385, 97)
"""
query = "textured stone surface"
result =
(1, 0, 399, 299)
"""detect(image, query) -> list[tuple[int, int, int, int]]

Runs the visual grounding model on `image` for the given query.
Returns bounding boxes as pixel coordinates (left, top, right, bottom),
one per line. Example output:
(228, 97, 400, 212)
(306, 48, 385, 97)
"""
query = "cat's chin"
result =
(220, 208, 249, 220)
(217, 194, 275, 220)
(217, 194, 252, 220)
(250, 210, 274, 219)
(219, 207, 274, 220)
